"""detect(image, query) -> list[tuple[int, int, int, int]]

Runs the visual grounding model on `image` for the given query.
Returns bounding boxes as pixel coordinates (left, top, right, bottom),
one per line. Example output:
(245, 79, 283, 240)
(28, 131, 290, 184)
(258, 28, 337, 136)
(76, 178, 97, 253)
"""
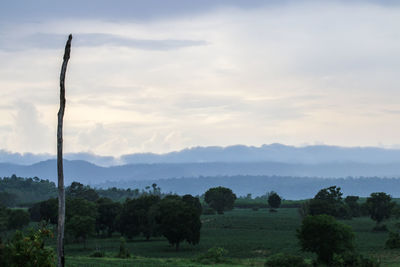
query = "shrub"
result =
(297, 215, 354, 265)
(195, 247, 229, 264)
(264, 253, 309, 267)
(203, 207, 216, 215)
(386, 232, 400, 249)
(116, 237, 130, 258)
(331, 252, 380, 267)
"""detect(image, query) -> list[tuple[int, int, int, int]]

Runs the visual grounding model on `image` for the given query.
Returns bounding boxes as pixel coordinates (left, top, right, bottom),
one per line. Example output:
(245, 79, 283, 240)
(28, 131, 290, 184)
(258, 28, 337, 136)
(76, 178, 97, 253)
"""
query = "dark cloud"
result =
(0, 0, 278, 23)
(0, 33, 207, 51)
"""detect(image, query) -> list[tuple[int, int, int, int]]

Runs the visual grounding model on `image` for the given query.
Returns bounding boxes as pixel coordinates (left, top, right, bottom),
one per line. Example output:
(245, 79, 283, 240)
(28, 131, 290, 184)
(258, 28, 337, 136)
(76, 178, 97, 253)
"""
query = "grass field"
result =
(62, 208, 400, 266)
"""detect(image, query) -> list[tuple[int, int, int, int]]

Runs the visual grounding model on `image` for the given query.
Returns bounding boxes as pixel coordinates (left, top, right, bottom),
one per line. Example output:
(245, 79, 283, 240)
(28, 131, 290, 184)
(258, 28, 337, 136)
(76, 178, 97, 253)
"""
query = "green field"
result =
(59, 208, 400, 266)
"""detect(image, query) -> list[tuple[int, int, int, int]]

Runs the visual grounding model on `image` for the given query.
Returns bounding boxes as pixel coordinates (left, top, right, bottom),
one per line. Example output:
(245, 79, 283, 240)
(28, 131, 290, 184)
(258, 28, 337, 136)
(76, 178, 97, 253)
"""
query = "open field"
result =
(60, 208, 400, 266)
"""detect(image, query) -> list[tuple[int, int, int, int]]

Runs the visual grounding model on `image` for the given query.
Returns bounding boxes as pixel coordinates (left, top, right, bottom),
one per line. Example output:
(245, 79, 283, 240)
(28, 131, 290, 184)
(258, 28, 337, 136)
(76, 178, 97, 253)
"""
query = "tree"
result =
(65, 198, 97, 245)
(309, 186, 349, 218)
(297, 215, 354, 265)
(204, 187, 236, 214)
(66, 182, 99, 202)
(154, 196, 201, 251)
(119, 195, 160, 240)
(344, 196, 361, 217)
(57, 34, 72, 267)
(0, 192, 16, 207)
(366, 192, 395, 226)
(7, 209, 30, 230)
(267, 191, 282, 211)
(95, 197, 122, 237)
(0, 227, 56, 267)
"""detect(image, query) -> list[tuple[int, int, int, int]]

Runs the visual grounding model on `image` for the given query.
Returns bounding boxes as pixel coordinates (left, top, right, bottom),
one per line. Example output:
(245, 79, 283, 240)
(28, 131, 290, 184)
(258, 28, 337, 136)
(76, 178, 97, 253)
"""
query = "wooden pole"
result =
(57, 34, 72, 267)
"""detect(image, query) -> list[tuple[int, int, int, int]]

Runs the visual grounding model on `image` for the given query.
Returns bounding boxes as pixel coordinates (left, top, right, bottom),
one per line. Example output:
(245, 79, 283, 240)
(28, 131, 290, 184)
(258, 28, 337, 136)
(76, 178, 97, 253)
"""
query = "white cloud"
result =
(1, 1, 400, 155)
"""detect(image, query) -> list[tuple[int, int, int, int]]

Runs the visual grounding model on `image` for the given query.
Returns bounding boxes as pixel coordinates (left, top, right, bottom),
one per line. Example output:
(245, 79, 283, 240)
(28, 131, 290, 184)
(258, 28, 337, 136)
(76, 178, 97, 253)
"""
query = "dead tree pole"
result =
(57, 34, 72, 267)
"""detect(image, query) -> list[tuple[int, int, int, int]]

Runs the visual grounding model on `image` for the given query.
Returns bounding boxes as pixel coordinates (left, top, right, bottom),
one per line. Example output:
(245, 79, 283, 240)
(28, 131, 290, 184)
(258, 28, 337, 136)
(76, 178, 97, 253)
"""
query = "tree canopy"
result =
(204, 187, 236, 214)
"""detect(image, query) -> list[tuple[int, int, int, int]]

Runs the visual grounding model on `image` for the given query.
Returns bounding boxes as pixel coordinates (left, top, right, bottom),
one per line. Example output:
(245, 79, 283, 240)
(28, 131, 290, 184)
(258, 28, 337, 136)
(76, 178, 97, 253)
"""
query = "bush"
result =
(116, 237, 130, 258)
(264, 253, 309, 267)
(297, 215, 355, 265)
(195, 247, 229, 264)
(331, 252, 380, 267)
(386, 232, 400, 249)
(0, 227, 55, 267)
(203, 207, 216, 215)
(252, 207, 259, 211)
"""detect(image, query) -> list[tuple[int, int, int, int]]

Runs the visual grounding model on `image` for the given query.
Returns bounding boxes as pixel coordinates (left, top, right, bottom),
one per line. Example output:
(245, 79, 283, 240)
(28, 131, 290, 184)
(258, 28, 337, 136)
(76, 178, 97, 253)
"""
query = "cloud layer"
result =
(1, 1, 400, 156)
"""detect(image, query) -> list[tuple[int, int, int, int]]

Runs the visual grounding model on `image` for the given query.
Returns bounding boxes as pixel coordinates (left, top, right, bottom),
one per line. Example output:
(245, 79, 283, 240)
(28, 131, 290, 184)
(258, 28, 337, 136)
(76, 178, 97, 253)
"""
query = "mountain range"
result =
(2, 144, 400, 198)
(2, 143, 400, 166)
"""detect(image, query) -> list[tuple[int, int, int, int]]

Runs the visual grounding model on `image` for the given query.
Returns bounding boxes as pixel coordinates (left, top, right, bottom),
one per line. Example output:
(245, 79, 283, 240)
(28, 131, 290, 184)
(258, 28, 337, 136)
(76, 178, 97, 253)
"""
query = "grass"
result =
(60, 208, 400, 266)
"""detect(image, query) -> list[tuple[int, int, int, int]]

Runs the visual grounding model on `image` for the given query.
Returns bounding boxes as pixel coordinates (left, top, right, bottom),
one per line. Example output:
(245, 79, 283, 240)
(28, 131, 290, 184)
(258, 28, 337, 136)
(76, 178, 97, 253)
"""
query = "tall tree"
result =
(57, 34, 72, 267)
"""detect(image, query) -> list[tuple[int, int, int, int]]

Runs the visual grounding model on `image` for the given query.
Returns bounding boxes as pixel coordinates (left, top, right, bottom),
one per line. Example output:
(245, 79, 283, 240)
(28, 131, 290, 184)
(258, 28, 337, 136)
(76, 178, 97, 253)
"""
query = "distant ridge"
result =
(2, 144, 400, 166)
(1, 159, 400, 185)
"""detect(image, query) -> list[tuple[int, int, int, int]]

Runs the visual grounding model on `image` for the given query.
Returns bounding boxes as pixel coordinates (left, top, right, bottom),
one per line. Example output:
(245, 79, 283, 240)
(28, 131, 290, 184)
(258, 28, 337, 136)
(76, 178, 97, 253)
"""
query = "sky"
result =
(1, 0, 400, 156)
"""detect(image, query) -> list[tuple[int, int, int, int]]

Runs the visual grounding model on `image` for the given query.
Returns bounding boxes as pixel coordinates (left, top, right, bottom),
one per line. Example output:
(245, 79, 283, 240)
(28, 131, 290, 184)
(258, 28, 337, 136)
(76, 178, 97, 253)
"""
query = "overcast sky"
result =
(1, 0, 400, 156)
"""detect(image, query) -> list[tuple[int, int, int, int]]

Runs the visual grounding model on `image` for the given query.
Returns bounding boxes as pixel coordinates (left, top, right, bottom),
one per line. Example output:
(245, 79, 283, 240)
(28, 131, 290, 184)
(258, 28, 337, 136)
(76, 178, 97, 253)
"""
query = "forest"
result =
(1, 176, 400, 266)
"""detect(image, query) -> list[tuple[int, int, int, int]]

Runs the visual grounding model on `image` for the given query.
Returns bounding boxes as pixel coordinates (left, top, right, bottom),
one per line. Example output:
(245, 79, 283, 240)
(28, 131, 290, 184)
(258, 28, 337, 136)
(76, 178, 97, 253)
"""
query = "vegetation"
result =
(154, 195, 201, 251)
(267, 191, 281, 212)
(2, 176, 400, 266)
(297, 214, 355, 265)
(366, 192, 395, 227)
(204, 187, 237, 214)
(0, 227, 56, 267)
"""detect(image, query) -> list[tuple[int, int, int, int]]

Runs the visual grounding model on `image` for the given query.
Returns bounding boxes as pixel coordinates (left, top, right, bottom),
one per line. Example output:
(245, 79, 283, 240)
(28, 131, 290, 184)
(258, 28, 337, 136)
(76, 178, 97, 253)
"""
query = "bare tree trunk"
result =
(57, 34, 72, 267)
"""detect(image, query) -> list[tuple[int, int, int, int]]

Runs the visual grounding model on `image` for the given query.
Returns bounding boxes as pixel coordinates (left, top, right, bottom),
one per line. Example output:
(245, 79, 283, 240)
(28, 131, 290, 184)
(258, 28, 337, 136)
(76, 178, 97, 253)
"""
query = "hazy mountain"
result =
(1, 159, 400, 186)
(3, 144, 400, 166)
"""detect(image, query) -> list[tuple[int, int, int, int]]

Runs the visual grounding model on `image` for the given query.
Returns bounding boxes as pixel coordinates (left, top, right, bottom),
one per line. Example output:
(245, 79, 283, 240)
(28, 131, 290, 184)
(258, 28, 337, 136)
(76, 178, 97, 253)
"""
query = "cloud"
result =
(1, 1, 400, 156)
(0, 33, 207, 51)
(8, 102, 53, 153)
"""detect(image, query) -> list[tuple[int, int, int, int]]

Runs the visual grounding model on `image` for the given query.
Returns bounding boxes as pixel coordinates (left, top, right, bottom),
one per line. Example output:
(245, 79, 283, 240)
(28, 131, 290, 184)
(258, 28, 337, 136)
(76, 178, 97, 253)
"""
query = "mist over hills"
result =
(1, 159, 400, 186)
(2, 144, 400, 198)
(2, 143, 400, 166)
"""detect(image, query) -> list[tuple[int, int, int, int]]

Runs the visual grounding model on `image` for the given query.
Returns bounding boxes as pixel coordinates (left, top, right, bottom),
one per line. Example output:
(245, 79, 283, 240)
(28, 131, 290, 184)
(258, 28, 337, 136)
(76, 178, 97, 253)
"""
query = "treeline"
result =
(98, 175, 400, 199)
(27, 182, 203, 251)
(0, 175, 57, 206)
(0, 175, 165, 207)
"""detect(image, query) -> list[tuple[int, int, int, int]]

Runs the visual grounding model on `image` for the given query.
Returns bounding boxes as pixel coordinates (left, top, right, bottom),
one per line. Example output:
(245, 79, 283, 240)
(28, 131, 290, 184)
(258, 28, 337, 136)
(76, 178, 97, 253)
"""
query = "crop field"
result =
(60, 208, 400, 266)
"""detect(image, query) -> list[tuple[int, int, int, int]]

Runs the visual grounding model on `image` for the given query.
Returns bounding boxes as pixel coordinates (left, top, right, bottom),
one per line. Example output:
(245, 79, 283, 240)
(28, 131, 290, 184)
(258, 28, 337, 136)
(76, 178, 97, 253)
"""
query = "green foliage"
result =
(309, 186, 350, 219)
(366, 192, 395, 225)
(67, 181, 99, 201)
(264, 253, 309, 267)
(0, 192, 17, 207)
(96, 187, 141, 202)
(267, 191, 282, 211)
(66, 198, 97, 244)
(331, 252, 380, 267)
(67, 215, 96, 244)
(96, 197, 122, 237)
(0, 207, 8, 232)
(0, 175, 57, 206)
(297, 215, 355, 265)
(204, 187, 237, 214)
(202, 207, 216, 215)
(345, 196, 361, 217)
(116, 237, 130, 258)
(154, 196, 202, 251)
(195, 247, 229, 264)
(0, 227, 56, 267)
(29, 198, 58, 224)
(385, 231, 400, 249)
(119, 195, 161, 239)
(7, 209, 30, 230)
